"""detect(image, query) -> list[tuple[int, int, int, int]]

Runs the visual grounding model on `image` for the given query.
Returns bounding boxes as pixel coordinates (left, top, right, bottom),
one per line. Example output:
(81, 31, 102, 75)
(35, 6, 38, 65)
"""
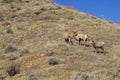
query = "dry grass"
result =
(0, 0, 120, 80)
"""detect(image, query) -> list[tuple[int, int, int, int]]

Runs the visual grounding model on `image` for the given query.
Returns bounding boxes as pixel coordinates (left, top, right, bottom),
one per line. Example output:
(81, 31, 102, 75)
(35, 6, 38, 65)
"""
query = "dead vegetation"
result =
(6, 63, 20, 76)
(4, 45, 17, 53)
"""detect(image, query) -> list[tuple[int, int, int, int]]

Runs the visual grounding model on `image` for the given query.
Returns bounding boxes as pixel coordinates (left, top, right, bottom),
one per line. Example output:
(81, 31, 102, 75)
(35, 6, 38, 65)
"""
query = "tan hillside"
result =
(0, 0, 120, 80)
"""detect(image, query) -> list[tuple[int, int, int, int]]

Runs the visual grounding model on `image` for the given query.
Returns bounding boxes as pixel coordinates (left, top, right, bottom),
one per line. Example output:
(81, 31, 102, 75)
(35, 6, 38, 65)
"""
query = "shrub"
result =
(9, 55, 18, 61)
(6, 28, 13, 34)
(5, 46, 17, 53)
(34, 12, 41, 15)
(48, 57, 59, 65)
(19, 49, 30, 56)
(6, 63, 20, 76)
(2, 0, 13, 3)
(70, 73, 89, 80)
(29, 74, 38, 80)
(108, 20, 113, 24)
(46, 51, 54, 56)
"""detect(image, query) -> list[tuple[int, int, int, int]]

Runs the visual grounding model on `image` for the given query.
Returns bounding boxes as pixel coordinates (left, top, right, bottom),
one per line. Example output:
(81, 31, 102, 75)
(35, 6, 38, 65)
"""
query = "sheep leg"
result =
(79, 39, 81, 45)
(70, 41, 73, 45)
(70, 40, 73, 45)
(95, 48, 97, 53)
(85, 39, 87, 42)
(94, 48, 98, 53)
(83, 40, 87, 47)
(69, 38, 73, 45)
(84, 39, 88, 47)
(65, 39, 69, 43)
(101, 47, 104, 53)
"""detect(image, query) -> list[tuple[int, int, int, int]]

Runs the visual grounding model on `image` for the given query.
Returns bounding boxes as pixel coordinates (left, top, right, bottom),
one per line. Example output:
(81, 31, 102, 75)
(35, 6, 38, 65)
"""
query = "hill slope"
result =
(0, 0, 120, 80)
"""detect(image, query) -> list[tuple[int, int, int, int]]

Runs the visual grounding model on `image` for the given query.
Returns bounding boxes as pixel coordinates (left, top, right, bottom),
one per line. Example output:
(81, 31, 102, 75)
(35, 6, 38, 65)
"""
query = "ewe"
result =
(64, 30, 73, 45)
(89, 40, 105, 53)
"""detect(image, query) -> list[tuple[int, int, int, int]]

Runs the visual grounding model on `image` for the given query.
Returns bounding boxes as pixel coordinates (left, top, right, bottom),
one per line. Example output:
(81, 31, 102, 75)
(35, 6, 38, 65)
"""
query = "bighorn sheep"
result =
(89, 40, 105, 53)
(64, 30, 73, 45)
(72, 31, 88, 46)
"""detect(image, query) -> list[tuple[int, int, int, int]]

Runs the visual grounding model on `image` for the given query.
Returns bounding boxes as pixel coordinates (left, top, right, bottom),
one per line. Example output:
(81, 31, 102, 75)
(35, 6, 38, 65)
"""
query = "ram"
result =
(72, 31, 88, 46)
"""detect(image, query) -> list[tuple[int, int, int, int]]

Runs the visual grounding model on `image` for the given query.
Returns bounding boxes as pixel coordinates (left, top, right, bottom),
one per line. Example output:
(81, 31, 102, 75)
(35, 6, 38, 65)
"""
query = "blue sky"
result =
(53, 0, 120, 24)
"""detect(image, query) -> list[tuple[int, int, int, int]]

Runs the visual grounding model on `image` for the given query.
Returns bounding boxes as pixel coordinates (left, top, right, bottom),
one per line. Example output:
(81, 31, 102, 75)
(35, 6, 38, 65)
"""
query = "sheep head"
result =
(72, 31, 78, 36)
(88, 40, 95, 45)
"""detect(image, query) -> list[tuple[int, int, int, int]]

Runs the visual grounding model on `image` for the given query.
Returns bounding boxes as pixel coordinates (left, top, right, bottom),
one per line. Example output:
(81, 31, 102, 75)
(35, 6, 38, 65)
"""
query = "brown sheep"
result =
(64, 30, 73, 45)
(72, 31, 88, 46)
(89, 40, 105, 53)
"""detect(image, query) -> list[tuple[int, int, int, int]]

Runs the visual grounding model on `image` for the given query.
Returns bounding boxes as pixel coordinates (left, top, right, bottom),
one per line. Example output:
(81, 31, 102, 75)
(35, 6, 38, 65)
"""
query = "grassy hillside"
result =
(0, 0, 120, 80)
